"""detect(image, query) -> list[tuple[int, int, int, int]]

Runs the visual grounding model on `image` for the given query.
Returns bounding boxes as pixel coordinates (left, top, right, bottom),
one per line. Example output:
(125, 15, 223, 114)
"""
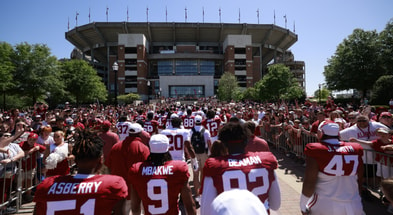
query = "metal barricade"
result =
(260, 124, 393, 199)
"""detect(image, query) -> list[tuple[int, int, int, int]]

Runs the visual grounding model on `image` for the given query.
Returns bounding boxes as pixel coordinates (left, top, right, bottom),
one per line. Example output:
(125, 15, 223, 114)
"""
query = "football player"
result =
(200, 122, 281, 214)
(128, 134, 196, 215)
(301, 121, 364, 215)
(34, 129, 128, 215)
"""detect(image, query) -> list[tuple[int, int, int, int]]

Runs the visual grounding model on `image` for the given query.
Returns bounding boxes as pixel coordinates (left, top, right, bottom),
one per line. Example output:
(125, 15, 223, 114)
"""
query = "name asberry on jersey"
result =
(47, 181, 102, 195)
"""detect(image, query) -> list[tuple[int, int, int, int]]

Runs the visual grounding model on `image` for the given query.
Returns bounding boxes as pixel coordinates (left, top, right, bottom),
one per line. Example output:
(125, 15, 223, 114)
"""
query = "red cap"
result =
(28, 132, 38, 139)
(380, 112, 392, 118)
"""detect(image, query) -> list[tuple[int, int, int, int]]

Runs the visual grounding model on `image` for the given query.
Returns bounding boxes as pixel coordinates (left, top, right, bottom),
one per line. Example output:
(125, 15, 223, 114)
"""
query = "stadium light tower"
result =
(112, 62, 119, 106)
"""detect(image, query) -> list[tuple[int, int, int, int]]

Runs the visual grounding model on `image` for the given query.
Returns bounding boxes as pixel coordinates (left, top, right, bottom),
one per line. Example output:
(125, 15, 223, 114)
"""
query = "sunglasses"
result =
(381, 116, 392, 119)
(357, 120, 368, 122)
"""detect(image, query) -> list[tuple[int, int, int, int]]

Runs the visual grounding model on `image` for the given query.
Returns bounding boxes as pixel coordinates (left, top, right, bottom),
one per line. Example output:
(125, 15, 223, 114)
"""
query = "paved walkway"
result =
(14, 147, 392, 215)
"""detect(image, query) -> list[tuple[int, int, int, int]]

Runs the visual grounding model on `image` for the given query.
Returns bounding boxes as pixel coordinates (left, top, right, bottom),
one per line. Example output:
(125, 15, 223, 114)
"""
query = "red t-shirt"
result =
(245, 136, 270, 153)
(202, 152, 277, 204)
(34, 174, 127, 215)
(46, 159, 70, 177)
(128, 160, 189, 215)
(99, 131, 119, 161)
(19, 141, 46, 170)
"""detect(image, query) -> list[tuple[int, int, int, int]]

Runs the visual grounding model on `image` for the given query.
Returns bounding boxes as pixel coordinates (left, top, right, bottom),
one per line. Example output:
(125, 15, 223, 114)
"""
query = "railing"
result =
(260, 123, 393, 199)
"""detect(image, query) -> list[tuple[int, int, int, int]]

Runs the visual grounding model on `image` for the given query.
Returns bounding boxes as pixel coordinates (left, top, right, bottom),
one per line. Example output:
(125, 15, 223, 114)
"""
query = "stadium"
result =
(65, 22, 305, 101)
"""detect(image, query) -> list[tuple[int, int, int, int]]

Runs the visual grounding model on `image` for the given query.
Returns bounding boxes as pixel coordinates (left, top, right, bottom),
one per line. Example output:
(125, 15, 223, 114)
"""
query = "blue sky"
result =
(1, 0, 392, 96)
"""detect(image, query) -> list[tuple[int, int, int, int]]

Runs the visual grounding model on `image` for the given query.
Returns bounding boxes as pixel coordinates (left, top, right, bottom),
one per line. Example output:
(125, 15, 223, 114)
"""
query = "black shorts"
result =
(363, 164, 377, 178)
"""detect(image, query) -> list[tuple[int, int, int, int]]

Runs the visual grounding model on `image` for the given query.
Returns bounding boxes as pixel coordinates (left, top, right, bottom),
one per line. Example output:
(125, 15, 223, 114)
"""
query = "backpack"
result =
(191, 127, 206, 154)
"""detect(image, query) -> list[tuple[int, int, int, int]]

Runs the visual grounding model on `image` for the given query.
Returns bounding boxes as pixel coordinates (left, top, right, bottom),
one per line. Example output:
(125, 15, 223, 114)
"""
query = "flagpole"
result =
(89, 8, 91, 23)
(274, 10, 276, 25)
(68, 17, 69, 31)
(166, 6, 168, 22)
(238, 8, 240, 23)
(219, 7, 221, 23)
(257, 9, 259, 24)
(106, 6, 109, 22)
(75, 11, 79, 27)
(202, 7, 205, 23)
(185, 7, 187, 22)
(127, 6, 129, 22)
(146, 7, 149, 22)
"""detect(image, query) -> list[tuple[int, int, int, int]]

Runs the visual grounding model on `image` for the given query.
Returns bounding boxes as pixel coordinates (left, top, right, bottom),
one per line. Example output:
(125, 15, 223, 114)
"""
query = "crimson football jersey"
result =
(202, 118, 221, 138)
(202, 152, 277, 205)
(304, 141, 363, 176)
(128, 160, 189, 215)
(144, 120, 159, 135)
(34, 174, 127, 215)
(181, 115, 195, 130)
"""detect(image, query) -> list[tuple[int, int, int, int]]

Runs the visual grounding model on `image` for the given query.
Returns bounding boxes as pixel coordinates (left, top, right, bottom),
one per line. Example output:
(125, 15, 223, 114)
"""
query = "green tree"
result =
(217, 72, 240, 101)
(370, 75, 393, 105)
(117, 93, 140, 104)
(313, 87, 331, 101)
(379, 19, 393, 75)
(256, 64, 303, 101)
(60, 60, 107, 104)
(0, 42, 15, 109)
(12, 43, 63, 105)
(324, 29, 383, 98)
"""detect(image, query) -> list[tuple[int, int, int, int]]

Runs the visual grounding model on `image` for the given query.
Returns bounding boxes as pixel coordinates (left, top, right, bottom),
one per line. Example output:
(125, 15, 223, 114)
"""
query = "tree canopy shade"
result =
(371, 75, 393, 105)
(117, 93, 140, 104)
(324, 29, 383, 98)
(379, 19, 393, 75)
(255, 64, 304, 101)
(59, 60, 107, 105)
(217, 72, 241, 101)
(12, 43, 63, 105)
(0, 42, 15, 92)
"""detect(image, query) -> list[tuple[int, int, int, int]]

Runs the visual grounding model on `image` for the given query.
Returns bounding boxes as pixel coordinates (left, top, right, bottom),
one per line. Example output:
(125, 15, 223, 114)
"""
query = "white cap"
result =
(318, 120, 340, 136)
(170, 113, 179, 119)
(128, 123, 143, 134)
(149, 134, 170, 153)
(211, 189, 267, 215)
(195, 115, 203, 123)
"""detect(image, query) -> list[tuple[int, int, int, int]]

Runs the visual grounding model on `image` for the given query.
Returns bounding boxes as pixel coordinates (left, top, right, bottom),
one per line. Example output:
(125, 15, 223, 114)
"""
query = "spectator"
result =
(106, 123, 150, 215)
(301, 121, 364, 215)
(379, 112, 393, 129)
(0, 131, 25, 213)
(98, 120, 119, 174)
(18, 132, 46, 202)
(34, 129, 127, 214)
(340, 114, 388, 200)
(244, 121, 270, 152)
(128, 134, 196, 215)
(200, 123, 280, 214)
(43, 131, 71, 177)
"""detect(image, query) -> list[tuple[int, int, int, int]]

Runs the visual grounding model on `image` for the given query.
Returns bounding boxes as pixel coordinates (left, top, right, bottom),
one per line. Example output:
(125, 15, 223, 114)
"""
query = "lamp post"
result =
(112, 62, 119, 106)
(318, 83, 322, 104)
(147, 80, 150, 104)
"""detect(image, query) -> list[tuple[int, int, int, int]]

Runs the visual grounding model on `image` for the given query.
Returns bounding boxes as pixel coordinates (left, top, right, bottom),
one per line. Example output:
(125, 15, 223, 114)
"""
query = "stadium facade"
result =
(65, 22, 305, 100)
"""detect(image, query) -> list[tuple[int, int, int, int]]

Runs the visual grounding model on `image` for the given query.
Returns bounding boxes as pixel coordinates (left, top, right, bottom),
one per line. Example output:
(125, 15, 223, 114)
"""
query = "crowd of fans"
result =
(0, 96, 392, 214)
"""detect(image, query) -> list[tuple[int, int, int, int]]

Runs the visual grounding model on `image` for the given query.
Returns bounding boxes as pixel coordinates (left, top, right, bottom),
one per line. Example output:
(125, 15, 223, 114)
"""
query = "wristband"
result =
(300, 193, 311, 213)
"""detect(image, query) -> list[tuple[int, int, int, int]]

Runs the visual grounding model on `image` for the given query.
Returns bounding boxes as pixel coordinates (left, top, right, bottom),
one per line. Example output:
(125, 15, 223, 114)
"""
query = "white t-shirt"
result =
(340, 122, 387, 164)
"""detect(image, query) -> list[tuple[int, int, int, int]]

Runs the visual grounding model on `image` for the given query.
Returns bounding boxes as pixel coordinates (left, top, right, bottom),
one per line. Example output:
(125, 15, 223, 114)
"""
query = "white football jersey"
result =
(160, 128, 190, 161)
(116, 121, 133, 141)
